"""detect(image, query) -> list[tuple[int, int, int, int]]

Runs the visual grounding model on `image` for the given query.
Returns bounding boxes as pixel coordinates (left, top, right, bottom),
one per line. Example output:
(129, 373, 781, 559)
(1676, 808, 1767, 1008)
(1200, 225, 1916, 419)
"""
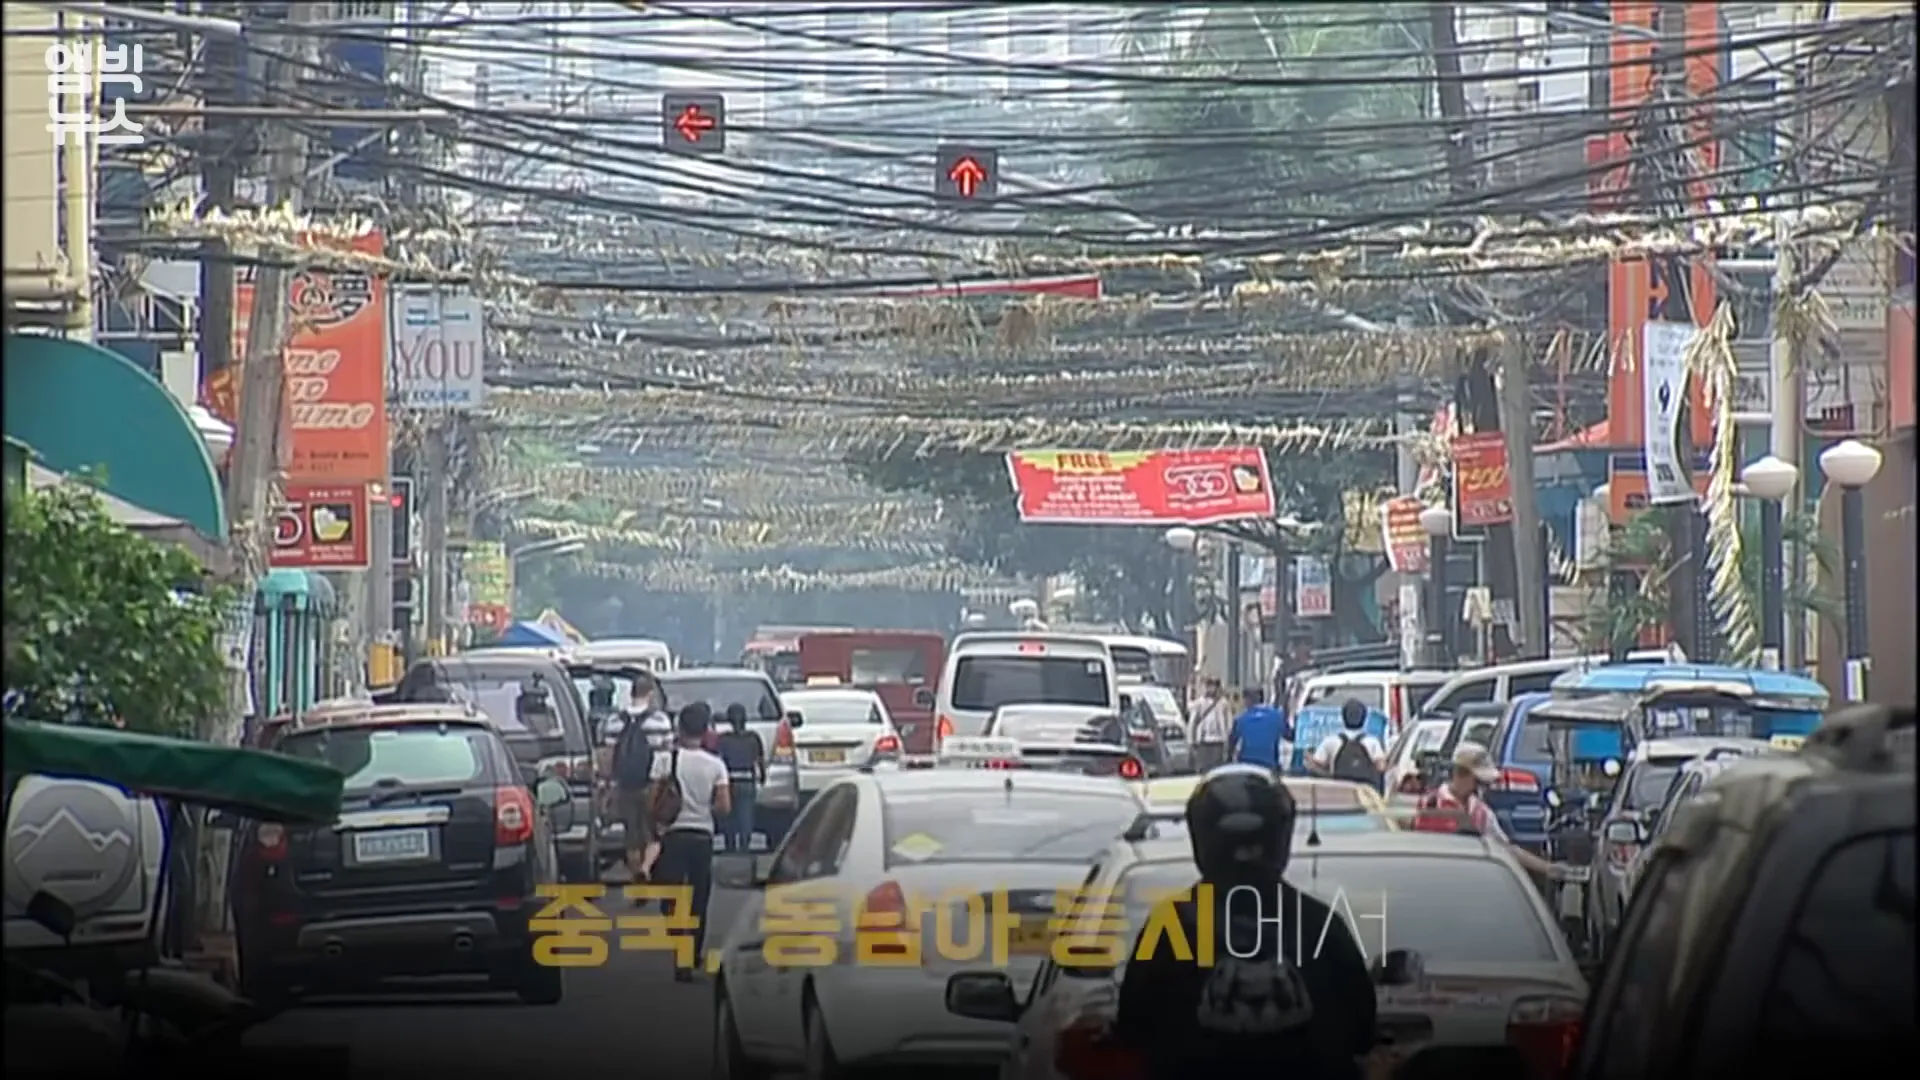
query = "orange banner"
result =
(1379, 495, 1430, 575)
(1606, 2, 1715, 451)
(1451, 432, 1514, 527)
(207, 231, 390, 484)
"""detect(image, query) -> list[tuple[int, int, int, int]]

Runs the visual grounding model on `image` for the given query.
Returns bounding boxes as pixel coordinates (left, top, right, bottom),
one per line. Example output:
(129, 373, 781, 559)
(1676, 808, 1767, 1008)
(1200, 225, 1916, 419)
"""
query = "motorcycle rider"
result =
(1117, 765, 1378, 1079)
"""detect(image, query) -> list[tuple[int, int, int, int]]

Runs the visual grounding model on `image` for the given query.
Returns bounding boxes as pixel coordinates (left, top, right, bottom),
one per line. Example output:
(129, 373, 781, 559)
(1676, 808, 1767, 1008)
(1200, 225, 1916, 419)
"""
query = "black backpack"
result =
(613, 715, 655, 789)
(1329, 732, 1382, 788)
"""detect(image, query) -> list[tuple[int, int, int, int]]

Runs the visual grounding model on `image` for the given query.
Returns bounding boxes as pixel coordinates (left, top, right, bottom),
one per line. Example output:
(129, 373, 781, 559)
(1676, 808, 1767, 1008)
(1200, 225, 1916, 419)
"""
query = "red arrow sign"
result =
(947, 155, 987, 198)
(674, 104, 716, 143)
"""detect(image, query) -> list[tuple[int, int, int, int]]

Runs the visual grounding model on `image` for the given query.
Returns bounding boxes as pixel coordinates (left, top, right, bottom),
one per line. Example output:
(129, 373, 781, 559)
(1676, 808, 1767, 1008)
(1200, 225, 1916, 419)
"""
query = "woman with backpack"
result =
(1306, 699, 1388, 789)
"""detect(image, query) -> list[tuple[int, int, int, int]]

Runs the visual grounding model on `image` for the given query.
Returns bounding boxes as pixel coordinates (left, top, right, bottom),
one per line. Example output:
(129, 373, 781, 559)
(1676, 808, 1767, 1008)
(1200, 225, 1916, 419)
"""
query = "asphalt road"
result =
(248, 881, 756, 1076)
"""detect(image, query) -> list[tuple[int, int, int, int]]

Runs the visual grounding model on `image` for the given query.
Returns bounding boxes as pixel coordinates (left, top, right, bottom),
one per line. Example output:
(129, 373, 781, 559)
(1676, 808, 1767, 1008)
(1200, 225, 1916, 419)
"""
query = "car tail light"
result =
(772, 719, 796, 759)
(255, 822, 288, 861)
(1388, 691, 1405, 732)
(1497, 767, 1541, 793)
(1056, 1017, 1146, 1080)
(1117, 756, 1146, 780)
(873, 734, 900, 755)
(985, 758, 1022, 770)
(495, 786, 535, 847)
(936, 715, 955, 742)
(1129, 729, 1154, 744)
(860, 880, 914, 957)
(1508, 995, 1582, 1079)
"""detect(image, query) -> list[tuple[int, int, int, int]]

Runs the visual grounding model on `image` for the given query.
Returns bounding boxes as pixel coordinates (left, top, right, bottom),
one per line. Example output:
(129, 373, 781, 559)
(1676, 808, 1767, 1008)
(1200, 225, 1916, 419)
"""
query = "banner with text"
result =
(1450, 431, 1514, 527)
(1006, 448, 1276, 525)
(271, 484, 371, 569)
(213, 230, 390, 483)
(463, 542, 511, 632)
(391, 287, 486, 410)
(1379, 495, 1429, 574)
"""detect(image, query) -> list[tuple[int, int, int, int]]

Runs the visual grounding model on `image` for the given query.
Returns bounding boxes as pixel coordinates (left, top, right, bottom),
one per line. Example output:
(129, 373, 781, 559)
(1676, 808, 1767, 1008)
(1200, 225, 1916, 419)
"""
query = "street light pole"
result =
(1741, 455, 1799, 671)
(1420, 506, 1455, 668)
(1164, 527, 1198, 655)
(1817, 440, 1883, 701)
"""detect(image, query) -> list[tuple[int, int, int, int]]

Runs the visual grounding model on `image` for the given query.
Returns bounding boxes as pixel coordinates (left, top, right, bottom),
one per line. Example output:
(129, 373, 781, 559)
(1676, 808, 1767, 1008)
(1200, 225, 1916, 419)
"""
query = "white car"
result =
(711, 769, 1148, 1079)
(1381, 717, 1453, 802)
(781, 687, 903, 799)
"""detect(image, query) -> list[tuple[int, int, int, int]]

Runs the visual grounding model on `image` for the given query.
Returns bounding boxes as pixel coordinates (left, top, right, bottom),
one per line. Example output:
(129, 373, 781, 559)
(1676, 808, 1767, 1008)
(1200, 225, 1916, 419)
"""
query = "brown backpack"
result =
(649, 748, 684, 826)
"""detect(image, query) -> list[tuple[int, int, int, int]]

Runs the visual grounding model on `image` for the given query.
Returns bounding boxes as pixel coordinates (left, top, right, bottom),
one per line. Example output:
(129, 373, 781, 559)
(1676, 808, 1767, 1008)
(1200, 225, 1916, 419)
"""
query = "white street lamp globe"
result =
(1818, 439, 1883, 489)
(1009, 598, 1040, 620)
(1419, 505, 1454, 538)
(190, 405, 234, 464)
(1164, 526, 1198, 552)
(1740, 454, 1799, 501)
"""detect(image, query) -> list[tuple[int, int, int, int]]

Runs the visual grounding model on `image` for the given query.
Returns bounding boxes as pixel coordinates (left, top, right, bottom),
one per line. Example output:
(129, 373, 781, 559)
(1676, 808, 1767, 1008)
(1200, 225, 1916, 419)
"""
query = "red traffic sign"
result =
(661, 92, 725, 155)
(935, 144, 998, 202)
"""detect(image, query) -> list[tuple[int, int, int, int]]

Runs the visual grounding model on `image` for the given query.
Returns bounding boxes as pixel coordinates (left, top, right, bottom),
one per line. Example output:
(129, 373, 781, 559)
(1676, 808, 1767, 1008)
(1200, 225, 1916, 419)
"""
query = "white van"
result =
(1292, 669, 1454, 735)
(933, 632, 1119, 743)
(573, 637, 675, 672)
(1417, 646, 1687, 720)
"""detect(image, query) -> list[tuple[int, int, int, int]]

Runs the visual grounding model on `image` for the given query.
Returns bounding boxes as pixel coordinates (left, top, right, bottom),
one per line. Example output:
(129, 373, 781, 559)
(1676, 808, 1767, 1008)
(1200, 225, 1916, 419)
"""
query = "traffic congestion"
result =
(5, 623, 1911, 1077)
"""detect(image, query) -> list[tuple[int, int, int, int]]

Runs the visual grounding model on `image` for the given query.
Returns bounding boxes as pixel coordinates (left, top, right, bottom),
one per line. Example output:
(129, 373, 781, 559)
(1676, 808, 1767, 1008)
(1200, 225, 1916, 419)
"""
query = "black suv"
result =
(233, 704, 573, 1005)
(1572, 704, 1915, 1077)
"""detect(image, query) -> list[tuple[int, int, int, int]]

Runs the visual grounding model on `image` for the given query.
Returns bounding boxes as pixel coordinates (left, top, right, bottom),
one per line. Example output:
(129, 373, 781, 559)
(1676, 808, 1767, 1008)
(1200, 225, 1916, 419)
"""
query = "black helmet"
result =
(1186, 766, 1298, 884)
(1341, 698, 1369, 730)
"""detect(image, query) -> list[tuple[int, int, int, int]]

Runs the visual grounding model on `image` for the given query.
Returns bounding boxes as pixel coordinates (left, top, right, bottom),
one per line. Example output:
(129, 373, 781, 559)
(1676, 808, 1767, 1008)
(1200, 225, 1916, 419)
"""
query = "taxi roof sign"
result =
(804, 674, 844, 686)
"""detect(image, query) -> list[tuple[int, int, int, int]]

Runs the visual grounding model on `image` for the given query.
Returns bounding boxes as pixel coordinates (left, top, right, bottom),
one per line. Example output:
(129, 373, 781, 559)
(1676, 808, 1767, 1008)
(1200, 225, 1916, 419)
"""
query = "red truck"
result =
(797, 630, 946, 755)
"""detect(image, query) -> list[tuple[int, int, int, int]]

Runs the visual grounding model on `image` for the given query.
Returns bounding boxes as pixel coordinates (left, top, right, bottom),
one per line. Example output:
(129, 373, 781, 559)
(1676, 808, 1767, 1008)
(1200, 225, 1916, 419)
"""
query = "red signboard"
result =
(1006, 448, 1276, 526)
(1451, 431, 1515, 527)
(468, 604, 511, 634)
(271, 484, 371, 569)
(1379, 496, 1429, 574)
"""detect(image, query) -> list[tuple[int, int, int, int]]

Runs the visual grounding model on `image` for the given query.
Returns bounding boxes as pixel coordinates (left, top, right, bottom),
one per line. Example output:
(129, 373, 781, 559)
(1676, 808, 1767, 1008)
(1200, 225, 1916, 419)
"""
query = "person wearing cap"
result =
(1416, 744, 1562, 880)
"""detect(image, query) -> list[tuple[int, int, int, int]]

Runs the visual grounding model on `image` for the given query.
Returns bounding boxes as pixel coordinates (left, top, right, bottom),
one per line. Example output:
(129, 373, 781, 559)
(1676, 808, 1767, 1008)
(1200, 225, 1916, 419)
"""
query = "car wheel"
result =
(802, 993, 844, 1080)
(714, 986, 767, 1080)
(514, 951, 564, 1005)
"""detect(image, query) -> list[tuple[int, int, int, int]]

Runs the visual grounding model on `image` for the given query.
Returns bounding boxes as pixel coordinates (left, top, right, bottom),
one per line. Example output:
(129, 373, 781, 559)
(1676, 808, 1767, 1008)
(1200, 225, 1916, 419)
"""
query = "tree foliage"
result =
(1114, 4, 1435, 228)
(4, 483, 231, 736)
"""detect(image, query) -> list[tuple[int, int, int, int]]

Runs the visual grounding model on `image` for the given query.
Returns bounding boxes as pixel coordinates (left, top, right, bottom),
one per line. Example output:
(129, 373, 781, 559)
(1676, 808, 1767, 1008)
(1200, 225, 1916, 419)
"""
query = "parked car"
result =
(1416, 649, 1685, 725)
(233, 703, 573, 1005)
(1118, 681, 1188, 774)
(396, 653, 599, 882)
(1381, 717, 1452, 801)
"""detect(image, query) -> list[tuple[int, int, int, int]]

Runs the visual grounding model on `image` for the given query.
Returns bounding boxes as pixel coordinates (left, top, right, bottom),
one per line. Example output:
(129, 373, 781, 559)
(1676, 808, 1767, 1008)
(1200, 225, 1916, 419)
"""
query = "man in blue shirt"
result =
(1227, 687, 1291, 772)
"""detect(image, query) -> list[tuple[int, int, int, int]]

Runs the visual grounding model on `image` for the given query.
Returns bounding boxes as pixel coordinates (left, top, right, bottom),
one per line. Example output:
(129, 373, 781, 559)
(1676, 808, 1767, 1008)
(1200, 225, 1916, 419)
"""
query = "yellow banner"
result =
(463, 542, 510, 608)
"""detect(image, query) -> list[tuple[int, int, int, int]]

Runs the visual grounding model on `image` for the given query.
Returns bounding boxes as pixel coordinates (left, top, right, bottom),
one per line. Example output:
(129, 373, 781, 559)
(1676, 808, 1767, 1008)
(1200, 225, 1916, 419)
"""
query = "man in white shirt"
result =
(1307, 699, 1388, 785)
(648, 701, 732, 982)
(1188, 676, 1230, 772)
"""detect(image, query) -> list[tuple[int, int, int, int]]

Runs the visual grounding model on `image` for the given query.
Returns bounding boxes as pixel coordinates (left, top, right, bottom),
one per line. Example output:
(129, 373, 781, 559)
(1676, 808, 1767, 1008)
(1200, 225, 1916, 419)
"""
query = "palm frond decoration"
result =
(1688, 303, 1760, 663)
(1579, 512, 1676, 658)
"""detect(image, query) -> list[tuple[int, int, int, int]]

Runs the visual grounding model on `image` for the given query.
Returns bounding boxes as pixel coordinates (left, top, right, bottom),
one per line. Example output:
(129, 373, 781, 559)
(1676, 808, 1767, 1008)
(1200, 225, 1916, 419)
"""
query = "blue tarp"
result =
(497, 620, 569, 648)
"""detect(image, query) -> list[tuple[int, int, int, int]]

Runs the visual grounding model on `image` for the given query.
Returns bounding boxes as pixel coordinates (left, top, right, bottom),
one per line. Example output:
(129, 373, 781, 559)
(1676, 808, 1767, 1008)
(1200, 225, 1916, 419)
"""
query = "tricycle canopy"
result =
(4, 719, 345, 824)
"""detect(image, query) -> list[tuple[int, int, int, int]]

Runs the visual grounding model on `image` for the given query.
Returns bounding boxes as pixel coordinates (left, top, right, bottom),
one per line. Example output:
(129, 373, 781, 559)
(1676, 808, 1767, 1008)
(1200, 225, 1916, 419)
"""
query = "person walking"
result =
(610, 678, 666, 882)
(648, 702, 732, 983)
(714, 703, 766, 853)
(1227, 686, 1290, 772)
(1189, 676, 1231, 772)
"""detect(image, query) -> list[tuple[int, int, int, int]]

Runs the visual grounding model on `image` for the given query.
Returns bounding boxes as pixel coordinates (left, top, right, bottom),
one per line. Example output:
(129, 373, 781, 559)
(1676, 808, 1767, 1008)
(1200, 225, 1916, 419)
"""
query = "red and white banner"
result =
(1006, 448, 1276, 526)
(1451, 431, 1515, 528)
(1379, 495, 1429, 574)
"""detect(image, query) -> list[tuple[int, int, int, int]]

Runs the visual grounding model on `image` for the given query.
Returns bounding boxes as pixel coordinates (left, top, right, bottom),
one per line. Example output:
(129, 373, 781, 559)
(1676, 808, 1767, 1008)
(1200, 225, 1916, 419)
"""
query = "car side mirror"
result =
(534, 776, 571, 809)
(912, 688, 935, 710)
(944, 971, 1022, 1023)
(785, 710, 804, 729)
(1371, 948, 1424, 987)
(1543, 788, 1563, 810)
(1603, 820, 1643, 845)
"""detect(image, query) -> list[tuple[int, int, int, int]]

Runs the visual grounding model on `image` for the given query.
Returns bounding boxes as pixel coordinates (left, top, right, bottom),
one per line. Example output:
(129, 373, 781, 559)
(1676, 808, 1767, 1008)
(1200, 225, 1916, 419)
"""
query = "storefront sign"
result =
(1450, 432, 1514, 527)
(270, 483, 370, 569)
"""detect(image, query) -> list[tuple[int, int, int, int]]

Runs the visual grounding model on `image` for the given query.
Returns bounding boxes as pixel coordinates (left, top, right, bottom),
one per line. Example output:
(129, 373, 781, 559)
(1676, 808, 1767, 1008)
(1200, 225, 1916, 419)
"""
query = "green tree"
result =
(4, 483, 231, 736)
(1113, 4, 1434, 229)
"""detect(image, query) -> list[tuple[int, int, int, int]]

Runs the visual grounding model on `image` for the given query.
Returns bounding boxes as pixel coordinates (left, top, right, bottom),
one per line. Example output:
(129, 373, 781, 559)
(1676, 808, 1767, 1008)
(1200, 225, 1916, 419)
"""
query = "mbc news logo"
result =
(45, 44, 147, 148)
(528, 883, 1390, 970)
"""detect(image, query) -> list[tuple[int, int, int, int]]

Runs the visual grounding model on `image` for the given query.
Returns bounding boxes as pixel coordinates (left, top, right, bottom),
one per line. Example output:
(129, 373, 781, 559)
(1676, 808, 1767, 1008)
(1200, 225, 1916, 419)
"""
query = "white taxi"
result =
(781, 686, 903, 799)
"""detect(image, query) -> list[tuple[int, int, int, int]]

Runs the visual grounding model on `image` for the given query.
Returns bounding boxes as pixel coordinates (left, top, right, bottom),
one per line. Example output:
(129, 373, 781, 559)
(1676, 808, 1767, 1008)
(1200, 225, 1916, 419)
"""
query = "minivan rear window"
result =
(279, 726, 489, 791)
(952, 656, 1109, 712)
(1303, 684, 1388, 713)
(657, 675, 780, 722)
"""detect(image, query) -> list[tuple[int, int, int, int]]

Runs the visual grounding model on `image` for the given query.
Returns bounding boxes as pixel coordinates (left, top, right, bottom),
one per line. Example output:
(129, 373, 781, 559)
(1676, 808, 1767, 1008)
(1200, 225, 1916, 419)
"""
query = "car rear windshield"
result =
(658, 675, 780, 722)
(278, 725, 490, 792)
(1121, 853, 1558, 965)
(1304, 684, 1388, 713)
(951, 655, 1110, 712)
(1129, 685, 1183, 725)
(449, 678, 566, 741)
(785, 695, 883, 724)
(882, 789, 1141, 866)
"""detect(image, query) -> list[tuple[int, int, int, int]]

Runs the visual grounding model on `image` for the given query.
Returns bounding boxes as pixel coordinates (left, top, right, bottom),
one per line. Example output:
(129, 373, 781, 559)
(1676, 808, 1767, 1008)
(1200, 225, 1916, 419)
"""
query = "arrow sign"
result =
(660, 92, 726, 155)
(935, 143, 998, 203)
(675, 104, 715, 144)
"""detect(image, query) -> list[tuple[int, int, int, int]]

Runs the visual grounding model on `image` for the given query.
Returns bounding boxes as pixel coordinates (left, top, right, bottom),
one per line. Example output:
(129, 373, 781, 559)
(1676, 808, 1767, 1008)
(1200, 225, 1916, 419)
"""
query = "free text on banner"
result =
(1006, 448, 1276, 526)
(221, 230, 390, 483)
(1450, 431, 1514, 527)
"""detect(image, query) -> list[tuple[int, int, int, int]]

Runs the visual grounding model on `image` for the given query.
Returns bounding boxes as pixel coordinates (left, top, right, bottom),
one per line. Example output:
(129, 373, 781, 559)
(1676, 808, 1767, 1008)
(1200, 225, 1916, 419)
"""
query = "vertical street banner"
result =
(1605, 2, 1717, 520)
(1294, 557, 1332, 619)
(391, 287, 486, 410)
(462, 542, 511, 632)
(1641, 321, 1698, 504)
(1450, 431, 1514, 527)
(1378, 495, 1429, 574)
(218, 230, 391, 484)
(1005, 449, 1276, 525)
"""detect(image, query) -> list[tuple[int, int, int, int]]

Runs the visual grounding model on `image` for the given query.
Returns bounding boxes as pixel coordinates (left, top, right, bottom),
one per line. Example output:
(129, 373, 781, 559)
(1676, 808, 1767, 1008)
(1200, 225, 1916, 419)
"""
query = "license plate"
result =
(807, 748, 846, 765)
(1006, 918, 1052, 957)
(352, 828, 431, 864)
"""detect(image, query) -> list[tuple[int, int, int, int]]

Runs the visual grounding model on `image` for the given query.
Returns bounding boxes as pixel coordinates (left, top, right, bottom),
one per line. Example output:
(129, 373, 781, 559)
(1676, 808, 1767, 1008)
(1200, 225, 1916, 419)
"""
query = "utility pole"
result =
(1498, 332, 1548, 657)
(220, 5, 315, 743)
(1770, 220, 1807, 669)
